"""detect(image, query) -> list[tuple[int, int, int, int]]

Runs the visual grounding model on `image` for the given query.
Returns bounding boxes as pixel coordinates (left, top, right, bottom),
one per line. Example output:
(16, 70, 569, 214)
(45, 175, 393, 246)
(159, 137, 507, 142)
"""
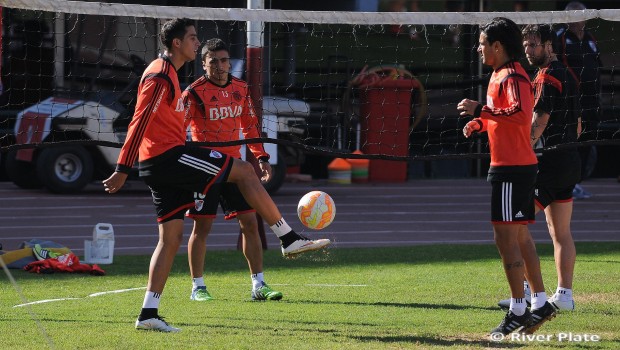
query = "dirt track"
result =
(1, 178, 619, 256)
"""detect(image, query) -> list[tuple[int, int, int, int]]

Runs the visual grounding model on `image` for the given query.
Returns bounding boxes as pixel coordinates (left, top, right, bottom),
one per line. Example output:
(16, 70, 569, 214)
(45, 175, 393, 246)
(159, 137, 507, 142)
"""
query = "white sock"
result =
(556, 287, 573, 300)
(142, 290, 161, 309)
(192, 277, 206, 289)
(509, 298, 526, 316)
(523, 280, 531, 295)
(251, 272, 265, 290)
(270, 218, 292, 237)
(531, 291, 547, 309)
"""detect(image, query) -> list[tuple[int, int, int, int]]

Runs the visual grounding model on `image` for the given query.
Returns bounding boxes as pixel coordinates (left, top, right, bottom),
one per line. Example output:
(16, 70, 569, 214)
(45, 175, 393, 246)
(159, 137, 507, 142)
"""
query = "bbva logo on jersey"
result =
(209, 105, 242, 120)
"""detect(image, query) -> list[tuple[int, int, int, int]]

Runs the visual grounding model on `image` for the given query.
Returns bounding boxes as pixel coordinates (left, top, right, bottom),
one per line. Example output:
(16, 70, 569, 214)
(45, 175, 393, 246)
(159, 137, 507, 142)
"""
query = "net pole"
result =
(54, 14, 65, 90)
(238, 0, 268, 250)
(475, 0, 485, 177)
(0, 6, 3, 96)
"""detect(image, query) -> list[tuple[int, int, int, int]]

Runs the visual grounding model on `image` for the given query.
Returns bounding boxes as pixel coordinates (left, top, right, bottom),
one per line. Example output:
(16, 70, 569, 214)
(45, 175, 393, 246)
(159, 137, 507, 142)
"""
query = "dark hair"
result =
(201, 38, 228, 60)
(160, 18, 194, 50)
(480, 17, 523, 60)
(522, 24, 558, 53)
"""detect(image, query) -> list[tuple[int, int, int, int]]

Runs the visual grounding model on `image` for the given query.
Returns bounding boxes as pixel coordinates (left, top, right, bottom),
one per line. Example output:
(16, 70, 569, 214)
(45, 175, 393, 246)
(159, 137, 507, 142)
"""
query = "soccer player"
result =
(182, 38, 327, 302)
(498, 24, 580, 313)
(557, 1, 602, 199)
(458, 17, 556, 336)
(103, 19, 330, 333)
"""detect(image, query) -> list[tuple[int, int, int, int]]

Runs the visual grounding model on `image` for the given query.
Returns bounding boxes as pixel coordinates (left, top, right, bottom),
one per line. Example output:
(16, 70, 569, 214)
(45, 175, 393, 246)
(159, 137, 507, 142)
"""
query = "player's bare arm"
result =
(531, 110, 550, 147)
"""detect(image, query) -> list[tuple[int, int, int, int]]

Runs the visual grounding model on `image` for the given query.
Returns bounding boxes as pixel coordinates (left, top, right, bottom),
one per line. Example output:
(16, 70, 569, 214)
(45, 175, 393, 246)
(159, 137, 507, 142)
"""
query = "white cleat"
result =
(135, 317, 180, 333)
(281, 238, 331, 256)
(549, 293, 575, 311)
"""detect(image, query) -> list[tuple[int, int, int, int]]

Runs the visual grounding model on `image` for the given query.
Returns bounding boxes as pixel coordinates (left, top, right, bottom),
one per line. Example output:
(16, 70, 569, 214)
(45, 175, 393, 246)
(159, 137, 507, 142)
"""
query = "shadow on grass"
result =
(291, 298, 494, 312)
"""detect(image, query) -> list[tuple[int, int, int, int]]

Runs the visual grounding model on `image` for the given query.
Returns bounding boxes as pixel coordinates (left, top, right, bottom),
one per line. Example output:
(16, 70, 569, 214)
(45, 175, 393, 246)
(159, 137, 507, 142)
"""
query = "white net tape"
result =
(1, 0, 619, 25)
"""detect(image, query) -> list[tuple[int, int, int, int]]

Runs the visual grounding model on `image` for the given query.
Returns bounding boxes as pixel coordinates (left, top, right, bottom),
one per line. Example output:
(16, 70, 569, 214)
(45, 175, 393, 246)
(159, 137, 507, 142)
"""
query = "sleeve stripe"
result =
(121, 83, 166, 166)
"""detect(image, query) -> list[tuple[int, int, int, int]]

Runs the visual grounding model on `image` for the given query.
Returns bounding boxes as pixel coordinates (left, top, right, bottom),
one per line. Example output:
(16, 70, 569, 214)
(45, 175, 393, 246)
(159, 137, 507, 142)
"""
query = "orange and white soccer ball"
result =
(297, 191, 336, 230)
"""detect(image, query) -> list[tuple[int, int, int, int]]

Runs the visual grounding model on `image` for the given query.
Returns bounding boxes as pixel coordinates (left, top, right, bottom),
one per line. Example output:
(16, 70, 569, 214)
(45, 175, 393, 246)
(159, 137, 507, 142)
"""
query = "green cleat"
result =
(190, 287, 214, 301)
(32, 244, 61, 261)
(251, 283, 283, 301)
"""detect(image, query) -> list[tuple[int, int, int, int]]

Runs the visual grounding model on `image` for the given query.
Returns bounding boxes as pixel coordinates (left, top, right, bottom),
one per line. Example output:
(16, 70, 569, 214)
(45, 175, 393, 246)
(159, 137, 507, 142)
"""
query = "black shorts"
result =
(186, 182, 255, 220)
(141, 146, 233, 223)
(535, 152, 581, 209)
(488, 166, 537, 224)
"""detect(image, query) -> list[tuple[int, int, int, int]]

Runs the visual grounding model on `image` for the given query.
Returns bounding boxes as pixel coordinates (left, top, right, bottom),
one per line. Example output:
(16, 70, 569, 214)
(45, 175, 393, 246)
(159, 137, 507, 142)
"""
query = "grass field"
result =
(1, 243, 619, 349)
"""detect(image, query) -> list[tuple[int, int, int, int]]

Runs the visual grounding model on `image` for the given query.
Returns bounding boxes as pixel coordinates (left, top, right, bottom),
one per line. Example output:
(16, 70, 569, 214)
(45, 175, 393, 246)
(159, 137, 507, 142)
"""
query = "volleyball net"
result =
(1, 0, 619, 165)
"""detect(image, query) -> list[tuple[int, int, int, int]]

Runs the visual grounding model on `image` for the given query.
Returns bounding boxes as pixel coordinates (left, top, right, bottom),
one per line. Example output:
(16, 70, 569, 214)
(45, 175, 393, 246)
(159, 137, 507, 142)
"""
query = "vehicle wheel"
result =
(36, 146, 94, 193)
(5, 150, 43, 189)
(263, 162, 286, 195)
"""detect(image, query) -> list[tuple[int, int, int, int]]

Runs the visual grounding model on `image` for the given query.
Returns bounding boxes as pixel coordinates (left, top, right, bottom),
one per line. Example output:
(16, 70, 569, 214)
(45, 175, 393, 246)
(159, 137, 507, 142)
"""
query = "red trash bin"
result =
(358, 78, 416, 182)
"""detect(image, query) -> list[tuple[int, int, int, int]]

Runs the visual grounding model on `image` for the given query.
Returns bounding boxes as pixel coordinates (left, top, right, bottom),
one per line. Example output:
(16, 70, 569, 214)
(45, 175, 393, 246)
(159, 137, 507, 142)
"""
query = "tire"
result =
(263, 162, 286, 195)
(5, 150, 43, 189)
(36, 146, 94, 193)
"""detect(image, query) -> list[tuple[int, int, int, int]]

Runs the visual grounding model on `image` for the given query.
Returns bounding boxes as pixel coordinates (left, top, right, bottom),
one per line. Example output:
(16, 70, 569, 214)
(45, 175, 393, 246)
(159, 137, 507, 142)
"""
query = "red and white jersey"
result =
(116, 56, 186, 173)
(474, 61, 537, 167)
(182, 74, 268, 160)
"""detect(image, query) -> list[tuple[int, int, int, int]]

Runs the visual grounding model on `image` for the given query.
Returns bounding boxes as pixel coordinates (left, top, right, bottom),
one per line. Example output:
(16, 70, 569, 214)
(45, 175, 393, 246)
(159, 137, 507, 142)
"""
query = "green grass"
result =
(1, 243, 619, 349)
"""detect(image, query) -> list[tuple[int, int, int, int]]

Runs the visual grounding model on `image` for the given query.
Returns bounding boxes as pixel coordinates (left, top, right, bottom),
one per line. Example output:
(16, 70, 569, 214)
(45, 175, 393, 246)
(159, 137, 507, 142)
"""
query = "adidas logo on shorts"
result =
(515, 211, 524, 218)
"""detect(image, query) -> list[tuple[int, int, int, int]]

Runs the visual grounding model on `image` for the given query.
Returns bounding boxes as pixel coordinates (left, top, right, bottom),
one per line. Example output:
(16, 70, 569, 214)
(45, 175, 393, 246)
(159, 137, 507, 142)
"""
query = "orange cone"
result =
(328, 158, 351, 184)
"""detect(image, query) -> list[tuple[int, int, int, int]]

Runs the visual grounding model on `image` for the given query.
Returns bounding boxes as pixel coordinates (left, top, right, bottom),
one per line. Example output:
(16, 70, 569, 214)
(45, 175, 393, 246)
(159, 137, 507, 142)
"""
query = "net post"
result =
(237, 0, 268, 251)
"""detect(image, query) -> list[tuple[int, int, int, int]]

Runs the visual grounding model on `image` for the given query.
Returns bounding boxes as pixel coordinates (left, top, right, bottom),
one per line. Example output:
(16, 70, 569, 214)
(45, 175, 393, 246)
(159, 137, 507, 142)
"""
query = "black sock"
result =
(279, 230, 302, 247)
(138, 308, 158, 321)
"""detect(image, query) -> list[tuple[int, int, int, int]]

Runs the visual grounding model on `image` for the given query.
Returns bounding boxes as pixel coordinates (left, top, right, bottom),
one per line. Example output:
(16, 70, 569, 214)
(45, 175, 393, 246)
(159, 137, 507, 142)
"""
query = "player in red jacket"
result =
(103, 20, 330, 333)
(182, 39, 329, 302)
(458, 17, 556, 336)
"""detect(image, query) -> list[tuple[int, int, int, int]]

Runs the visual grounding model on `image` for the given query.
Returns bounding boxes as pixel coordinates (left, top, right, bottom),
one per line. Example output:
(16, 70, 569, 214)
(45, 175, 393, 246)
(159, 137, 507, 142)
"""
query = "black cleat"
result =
(490, 309, 533, 336)
(522, 302, 557, 334)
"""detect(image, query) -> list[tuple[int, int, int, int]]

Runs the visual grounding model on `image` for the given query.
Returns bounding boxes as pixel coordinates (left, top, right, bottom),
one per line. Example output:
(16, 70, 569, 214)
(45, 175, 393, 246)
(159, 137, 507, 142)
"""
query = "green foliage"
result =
(1, 243, 619, 349)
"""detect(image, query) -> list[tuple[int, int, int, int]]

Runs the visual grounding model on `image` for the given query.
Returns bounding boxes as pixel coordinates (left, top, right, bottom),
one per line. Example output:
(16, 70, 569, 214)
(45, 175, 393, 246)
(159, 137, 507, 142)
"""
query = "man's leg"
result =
(491, 223, 533, 335)
(227, 159, 284, 225)
(517, 224, 544, 293)
(493, 224, 526, 300)
(238, 212, 283, 301)
(545, 201, 576, 310)
(188, 218, 214, 301)
(136, 219, 184, 332)
(237, 212, 263, 275)
(499, 207, 543, 309)
(227, 159, 330, 256)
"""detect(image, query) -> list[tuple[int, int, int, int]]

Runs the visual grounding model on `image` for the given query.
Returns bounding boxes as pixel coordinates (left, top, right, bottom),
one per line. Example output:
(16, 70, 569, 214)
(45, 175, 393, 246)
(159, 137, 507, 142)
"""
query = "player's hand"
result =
(457, 99, 480, 117)
(259, 161, 272, 183)
(463, 120, 481, 138)
(103, 172, 128, 194)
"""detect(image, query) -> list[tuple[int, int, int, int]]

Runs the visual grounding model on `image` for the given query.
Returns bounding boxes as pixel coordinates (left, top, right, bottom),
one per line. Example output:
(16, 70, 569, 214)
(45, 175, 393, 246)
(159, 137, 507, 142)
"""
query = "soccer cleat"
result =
(549, 293, 575, 311)
(251, 283, 283, 301)
(490, 309, 533, 336)
(135, 316, 180, 332)
(32, 244, 61, 261)
(190, 286, 214, 301)
(281, 235, 331, 256)
(523, 302, 557, 334)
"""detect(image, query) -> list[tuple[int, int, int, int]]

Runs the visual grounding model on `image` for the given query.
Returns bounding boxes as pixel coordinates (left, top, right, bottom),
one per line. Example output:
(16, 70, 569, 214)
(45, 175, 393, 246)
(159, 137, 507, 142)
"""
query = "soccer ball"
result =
(297, 191, 336, 230)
